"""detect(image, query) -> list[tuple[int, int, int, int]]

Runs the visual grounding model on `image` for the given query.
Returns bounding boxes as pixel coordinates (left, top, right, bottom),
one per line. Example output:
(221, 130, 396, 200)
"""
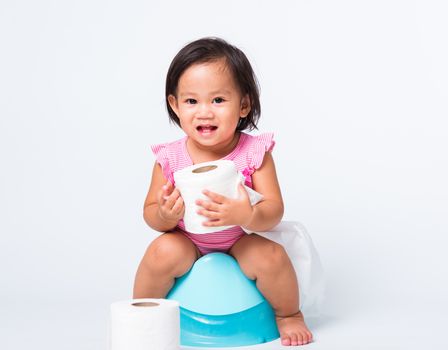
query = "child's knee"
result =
(239, 239, 288, 278)
(145, 234, 195, 274)
(255, 241, 289, 274)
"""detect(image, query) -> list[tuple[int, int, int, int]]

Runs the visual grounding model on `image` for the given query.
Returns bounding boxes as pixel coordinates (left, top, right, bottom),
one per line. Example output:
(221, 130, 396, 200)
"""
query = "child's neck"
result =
(187, 132, 241, 164)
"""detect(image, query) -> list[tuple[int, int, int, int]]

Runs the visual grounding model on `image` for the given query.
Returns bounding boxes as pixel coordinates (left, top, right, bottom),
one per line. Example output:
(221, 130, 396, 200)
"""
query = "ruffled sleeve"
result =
(243, 132, 276, 178)
(151, 143, 174, 184)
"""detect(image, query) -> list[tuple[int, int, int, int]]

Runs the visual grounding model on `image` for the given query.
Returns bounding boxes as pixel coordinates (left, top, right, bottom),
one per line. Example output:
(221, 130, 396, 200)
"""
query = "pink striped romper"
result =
(151, 132, 275, 255)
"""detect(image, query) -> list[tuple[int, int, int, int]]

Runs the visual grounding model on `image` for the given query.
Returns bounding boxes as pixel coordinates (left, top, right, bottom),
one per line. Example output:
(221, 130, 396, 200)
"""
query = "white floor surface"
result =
(2, 296, 447, 350)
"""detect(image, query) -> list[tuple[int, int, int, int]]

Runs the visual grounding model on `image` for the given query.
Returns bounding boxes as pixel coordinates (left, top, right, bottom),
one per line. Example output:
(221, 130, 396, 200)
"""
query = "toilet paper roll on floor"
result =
(173, 160, 263, 234)
(110, 299, 180, 350)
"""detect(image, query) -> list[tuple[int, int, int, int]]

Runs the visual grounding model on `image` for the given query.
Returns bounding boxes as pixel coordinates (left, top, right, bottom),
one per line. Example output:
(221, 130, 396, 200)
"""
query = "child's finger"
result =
(202, 189, 225, 204)
(171, 196, 184, 214)
(171, 188, 182, 198)
(163, 191, 178, 209)
(166, 188, 184, 209)
(162, 181, 173, 197)
(157, 188, 166, 206)
(202, 218, 222, 227)
(162, 183, 177, 201)
(195, 199, 220, 212)
(198, 209, 220, 220)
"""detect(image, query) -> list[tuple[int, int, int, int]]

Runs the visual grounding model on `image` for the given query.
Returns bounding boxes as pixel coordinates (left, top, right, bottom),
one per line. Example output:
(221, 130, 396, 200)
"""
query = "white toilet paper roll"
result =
(110, 299, 180, 350)
(173, 160, 263, 234)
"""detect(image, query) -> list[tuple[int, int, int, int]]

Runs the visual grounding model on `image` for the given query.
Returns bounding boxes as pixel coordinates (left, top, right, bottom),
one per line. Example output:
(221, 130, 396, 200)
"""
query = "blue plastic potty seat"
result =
(167, 252, 279, 347)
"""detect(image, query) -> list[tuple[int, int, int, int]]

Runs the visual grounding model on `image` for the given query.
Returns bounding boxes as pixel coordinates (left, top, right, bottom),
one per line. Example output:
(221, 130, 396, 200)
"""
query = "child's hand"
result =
(157, 181, 184, 223)
(195, 183, 254, 228)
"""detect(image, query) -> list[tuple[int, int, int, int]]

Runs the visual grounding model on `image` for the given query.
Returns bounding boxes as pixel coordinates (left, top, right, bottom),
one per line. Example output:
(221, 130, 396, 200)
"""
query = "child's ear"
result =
(168, 95, 179, 115)
(240, 94, 251, 118)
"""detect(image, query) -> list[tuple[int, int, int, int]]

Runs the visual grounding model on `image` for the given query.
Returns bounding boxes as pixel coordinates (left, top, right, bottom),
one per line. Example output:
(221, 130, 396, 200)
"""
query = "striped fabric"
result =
(151, 132, 275, 255)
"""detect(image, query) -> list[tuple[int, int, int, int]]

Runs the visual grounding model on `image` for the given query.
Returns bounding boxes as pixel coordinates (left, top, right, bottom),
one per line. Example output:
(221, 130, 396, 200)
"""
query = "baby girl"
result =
(133, 37, 313, 346)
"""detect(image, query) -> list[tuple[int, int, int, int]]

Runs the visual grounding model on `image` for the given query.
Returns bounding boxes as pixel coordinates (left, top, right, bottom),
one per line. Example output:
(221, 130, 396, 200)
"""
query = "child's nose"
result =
(195, 104, 213, 119)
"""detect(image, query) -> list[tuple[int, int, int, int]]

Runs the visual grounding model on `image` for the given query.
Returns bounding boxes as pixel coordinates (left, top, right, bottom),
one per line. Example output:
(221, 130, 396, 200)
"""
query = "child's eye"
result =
(213, 97, 224, 104)
(186, 99, 197, 104)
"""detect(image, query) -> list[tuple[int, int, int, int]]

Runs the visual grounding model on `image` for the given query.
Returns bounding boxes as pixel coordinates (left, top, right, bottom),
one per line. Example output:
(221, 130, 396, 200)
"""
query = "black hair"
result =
(165, 37, 261, 131)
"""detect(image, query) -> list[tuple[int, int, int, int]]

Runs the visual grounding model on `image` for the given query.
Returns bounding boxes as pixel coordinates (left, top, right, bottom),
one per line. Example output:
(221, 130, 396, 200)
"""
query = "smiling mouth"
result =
(197, 125, 218, 132)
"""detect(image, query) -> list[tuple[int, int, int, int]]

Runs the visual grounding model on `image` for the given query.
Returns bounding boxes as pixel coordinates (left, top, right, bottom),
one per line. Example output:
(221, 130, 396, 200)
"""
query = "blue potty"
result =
(167, 252, 279, 347)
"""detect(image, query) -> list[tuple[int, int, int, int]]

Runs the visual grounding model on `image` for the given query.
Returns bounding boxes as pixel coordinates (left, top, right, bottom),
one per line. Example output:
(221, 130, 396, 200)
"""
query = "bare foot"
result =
(276, 311, 313, 346)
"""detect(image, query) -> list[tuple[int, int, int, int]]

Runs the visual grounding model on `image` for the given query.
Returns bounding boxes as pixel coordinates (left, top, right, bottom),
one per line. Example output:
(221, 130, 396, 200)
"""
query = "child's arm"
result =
(243, 152, 284, 231)
(196, 152, 284, 232)
(143, 162, 184, 232)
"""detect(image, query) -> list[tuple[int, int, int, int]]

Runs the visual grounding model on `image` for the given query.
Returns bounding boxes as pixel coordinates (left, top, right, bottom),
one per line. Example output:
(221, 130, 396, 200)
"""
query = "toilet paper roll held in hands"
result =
(110, 298, 180, 350)
(173, 160, 263, 234)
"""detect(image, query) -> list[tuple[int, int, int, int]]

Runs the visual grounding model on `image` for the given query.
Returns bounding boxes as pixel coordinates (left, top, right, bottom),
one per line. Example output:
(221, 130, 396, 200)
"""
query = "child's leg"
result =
(133, 231, 200, 298)
(229, 234, 313, 346)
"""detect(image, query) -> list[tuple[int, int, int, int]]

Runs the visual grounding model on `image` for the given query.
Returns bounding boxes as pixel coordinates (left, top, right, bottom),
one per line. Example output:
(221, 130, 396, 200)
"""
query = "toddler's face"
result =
(168, 59, 250, 155)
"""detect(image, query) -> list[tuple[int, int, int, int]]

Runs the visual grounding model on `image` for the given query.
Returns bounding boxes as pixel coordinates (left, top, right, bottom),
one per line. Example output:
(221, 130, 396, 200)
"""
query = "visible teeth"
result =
(198, 125, 216, 130)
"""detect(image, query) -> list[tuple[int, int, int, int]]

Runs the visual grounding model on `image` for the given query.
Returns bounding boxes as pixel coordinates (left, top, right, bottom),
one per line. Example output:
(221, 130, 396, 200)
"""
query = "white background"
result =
(1, 0, 447, 349)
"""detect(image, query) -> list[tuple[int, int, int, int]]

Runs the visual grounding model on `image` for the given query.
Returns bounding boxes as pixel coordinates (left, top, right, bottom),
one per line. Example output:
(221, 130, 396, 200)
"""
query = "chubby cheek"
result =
(227, 114, 241, 130)
(178, 119, 191, 134)
(177, 113, 194, 127)
(176, 109, 188, 121)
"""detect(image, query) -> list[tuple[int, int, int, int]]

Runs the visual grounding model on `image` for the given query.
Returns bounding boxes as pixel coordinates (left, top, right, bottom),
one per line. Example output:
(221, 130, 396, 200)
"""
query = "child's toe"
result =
(306, 331, 313, 344)
(281, 335, 291, 346)
(299, 333, 306, 346)
(290, 333, 299, 346)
